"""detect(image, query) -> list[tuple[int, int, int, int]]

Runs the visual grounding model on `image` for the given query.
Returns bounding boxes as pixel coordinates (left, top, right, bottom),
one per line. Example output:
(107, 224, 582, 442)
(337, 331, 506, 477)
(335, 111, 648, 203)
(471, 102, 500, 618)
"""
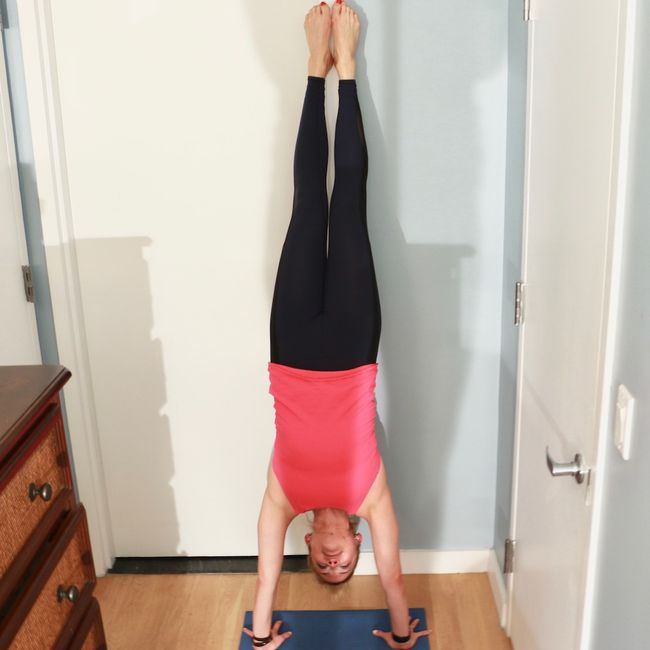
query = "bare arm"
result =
(251, 485, 293, 639)
(367, 487, 411, 638)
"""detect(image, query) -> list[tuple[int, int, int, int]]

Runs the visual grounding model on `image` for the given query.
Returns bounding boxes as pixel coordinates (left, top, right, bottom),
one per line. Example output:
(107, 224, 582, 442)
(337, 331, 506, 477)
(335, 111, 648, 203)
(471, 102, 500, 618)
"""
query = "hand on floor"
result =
(372, 617, 432, 648)
(242, 620, 293, 648)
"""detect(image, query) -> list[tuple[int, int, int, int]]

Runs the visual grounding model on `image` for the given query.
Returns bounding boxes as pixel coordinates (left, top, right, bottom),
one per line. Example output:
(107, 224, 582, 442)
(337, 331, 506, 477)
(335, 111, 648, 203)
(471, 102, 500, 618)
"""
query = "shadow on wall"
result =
(65, 237, 179, 558)
(245, 0, 504, 549)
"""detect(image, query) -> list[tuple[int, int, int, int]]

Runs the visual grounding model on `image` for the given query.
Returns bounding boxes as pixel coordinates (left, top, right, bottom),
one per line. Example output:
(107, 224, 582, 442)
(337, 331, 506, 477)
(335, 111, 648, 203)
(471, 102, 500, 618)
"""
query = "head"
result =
(305, 508, 362, 585)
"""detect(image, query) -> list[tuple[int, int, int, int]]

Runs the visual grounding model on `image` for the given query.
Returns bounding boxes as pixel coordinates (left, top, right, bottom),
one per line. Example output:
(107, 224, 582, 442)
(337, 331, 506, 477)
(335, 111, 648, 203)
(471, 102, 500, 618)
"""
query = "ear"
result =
(354, 532, 363, 545)
(304, 532, 312, 545)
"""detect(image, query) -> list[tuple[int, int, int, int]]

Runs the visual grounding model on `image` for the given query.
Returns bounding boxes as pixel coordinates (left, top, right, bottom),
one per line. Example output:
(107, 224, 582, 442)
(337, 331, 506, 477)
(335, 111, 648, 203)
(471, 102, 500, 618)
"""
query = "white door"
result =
(508, 0, 631, 648)
(0, 32, 40, 364)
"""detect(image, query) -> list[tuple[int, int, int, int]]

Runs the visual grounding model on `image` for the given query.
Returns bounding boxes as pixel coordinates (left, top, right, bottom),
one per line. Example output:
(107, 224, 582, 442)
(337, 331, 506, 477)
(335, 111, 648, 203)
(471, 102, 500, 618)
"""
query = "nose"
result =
(326, 557, 339, 567)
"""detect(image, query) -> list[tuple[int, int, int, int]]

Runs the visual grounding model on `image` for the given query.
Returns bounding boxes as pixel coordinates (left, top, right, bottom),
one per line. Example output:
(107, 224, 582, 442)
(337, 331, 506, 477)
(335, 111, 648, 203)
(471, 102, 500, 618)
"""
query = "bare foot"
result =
(304, 4, 334, 78)
(331, 0, 359, 80)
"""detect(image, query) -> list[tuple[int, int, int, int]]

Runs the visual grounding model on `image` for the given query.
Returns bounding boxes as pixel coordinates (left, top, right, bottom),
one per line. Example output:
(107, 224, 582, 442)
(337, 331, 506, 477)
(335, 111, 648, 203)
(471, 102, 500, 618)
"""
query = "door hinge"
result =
(524, 0, 531, 21)
(22, 265, 35, 303)
(514, 281, 524, 325)
(504, 538, 517, 574)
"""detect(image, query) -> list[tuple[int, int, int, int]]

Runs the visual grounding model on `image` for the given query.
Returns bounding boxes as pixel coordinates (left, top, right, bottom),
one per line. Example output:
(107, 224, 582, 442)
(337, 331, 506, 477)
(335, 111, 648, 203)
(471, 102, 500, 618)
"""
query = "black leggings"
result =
(269, 76, 381, 371)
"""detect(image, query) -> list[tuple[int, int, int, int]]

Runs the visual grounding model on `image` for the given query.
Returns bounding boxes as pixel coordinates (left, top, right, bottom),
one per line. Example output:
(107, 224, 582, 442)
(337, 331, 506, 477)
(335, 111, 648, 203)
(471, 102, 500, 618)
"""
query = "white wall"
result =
(25, 0, 509, 556)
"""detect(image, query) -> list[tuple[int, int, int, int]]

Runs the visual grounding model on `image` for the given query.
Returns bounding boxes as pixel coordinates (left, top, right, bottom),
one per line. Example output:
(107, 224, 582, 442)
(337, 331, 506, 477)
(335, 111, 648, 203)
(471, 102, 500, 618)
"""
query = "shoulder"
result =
(364, 481, 398, 534)
(358, 460, 400, 551)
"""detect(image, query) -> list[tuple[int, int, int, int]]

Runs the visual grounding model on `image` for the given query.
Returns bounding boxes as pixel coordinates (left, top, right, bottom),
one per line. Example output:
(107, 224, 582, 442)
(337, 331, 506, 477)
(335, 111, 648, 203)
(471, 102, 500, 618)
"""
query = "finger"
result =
(242, 628, 254, 638)
(272, 620, 284, 634)
(414, 629, 433, 638)
(410, 618, 420, 629)
(273, 631, 293, 648)
(372, 629, 391, 640)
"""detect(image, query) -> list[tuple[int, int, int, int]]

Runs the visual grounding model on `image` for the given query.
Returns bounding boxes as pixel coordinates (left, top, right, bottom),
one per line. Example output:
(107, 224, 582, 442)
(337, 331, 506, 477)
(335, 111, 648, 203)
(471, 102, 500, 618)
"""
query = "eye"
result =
(317, 563, 327, 569)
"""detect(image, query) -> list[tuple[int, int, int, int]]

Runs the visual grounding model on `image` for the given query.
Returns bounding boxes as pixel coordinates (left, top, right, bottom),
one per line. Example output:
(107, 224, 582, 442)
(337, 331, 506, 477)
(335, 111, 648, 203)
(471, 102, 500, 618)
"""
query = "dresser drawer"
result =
(0, 505, 96, 649)
(0, 403, 72, 579)
(68, 598, 106, 650)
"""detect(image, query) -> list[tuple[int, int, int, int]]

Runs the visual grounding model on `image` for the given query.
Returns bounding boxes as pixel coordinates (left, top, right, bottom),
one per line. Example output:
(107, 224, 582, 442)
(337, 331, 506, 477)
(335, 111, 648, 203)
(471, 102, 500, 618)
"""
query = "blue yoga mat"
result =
(239, 609, 430, 649)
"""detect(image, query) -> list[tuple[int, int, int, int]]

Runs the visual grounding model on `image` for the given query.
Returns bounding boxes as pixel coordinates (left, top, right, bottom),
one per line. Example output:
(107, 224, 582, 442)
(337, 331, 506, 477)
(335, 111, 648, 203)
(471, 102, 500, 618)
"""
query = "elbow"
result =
(381, 571, 405, 593)
(256, 573, 277, 591)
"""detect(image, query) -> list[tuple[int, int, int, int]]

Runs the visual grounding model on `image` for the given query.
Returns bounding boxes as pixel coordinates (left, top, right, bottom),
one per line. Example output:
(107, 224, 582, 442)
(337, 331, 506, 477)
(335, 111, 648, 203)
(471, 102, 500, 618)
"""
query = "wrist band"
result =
(391, 631, 412, 644)
(252, 633, 272, 647)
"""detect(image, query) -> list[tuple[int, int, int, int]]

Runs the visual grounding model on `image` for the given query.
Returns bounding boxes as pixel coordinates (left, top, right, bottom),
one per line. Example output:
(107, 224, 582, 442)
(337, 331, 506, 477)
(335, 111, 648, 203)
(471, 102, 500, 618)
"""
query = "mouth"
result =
(320, 566, 353, 580)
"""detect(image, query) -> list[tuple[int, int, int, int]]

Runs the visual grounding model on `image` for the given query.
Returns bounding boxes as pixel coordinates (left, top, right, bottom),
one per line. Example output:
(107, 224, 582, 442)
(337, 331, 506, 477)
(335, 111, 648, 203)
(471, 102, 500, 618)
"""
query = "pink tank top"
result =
(268, 361, 381, 515)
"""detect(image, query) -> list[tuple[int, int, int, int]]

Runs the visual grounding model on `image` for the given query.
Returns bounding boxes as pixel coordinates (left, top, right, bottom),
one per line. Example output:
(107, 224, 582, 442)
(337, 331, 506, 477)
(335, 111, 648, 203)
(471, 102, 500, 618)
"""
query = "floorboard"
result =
(94, 572, 513, 649)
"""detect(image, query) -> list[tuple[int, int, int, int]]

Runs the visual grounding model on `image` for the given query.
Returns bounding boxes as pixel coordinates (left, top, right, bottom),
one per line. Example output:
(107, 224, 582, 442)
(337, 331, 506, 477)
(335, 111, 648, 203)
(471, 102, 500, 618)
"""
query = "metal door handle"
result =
(545, 446, 590, 484)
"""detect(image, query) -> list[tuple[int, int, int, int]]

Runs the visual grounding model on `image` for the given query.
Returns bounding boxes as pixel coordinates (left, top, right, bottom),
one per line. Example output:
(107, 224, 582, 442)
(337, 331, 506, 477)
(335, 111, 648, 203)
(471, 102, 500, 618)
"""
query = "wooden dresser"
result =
(0, 366, 106, 649)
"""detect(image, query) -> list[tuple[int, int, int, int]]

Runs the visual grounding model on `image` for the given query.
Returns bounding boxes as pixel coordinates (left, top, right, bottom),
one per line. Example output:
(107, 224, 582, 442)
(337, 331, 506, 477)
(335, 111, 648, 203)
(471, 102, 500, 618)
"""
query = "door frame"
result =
(15, 0, 114, 576)
(505, 1, 639, 647)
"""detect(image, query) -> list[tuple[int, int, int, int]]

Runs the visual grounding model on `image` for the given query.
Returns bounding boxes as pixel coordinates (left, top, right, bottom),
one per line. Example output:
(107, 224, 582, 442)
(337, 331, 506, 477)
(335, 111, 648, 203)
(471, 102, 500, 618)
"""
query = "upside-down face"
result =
(305, 529, 362, 584)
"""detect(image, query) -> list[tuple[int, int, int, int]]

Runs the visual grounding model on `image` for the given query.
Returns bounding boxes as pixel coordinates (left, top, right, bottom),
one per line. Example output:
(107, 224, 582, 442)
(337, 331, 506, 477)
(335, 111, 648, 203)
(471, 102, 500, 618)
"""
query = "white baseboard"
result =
(486, 547, 509, 629)
(356, 548, 491, 575)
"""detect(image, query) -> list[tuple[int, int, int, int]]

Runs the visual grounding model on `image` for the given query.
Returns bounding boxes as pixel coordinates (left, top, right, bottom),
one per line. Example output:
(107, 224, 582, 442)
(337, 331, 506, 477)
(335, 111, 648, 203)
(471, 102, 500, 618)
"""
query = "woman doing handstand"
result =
(244, 2, 432, 648)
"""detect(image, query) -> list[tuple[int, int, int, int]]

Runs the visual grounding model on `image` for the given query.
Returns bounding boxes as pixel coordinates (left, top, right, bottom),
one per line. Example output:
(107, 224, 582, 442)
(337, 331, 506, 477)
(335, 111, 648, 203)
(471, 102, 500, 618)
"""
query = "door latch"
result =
(545, 446, 591, 484)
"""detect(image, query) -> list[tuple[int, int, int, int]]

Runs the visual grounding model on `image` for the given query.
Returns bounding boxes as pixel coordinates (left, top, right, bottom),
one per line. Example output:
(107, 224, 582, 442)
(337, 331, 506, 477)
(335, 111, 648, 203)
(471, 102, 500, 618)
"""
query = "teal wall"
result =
(353, 0, 510, 549)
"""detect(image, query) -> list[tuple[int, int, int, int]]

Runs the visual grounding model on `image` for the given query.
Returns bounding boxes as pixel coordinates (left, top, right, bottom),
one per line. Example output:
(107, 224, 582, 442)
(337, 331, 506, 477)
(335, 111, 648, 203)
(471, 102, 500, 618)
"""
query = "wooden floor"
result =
(94, 572, 513, 649)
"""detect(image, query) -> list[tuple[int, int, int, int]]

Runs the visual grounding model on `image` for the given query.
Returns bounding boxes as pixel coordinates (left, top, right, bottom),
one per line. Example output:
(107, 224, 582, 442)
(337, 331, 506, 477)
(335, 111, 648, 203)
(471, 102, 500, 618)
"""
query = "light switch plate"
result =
(614, 384, 635, 460)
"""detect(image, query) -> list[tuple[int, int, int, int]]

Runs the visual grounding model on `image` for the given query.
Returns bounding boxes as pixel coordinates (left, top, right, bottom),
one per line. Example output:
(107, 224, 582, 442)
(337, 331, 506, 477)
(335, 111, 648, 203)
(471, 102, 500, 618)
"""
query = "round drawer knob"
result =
(28, 482, 53, 502)
(57, 584, 80, 603)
